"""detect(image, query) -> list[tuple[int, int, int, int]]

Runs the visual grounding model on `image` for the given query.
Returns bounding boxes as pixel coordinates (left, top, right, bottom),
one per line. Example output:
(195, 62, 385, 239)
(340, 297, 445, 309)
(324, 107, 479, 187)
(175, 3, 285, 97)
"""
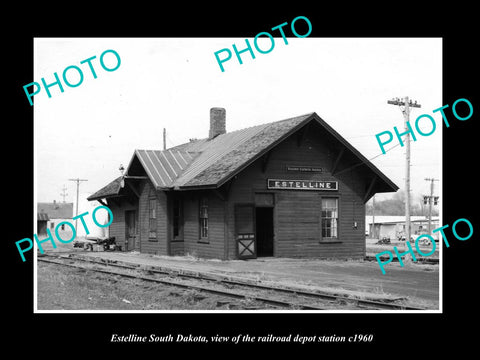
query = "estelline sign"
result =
(267, 179, 338, 191)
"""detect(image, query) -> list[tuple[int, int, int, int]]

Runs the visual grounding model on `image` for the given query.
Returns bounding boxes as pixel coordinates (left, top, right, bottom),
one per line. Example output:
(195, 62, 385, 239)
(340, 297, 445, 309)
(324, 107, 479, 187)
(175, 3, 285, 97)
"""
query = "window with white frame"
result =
(321, 198, 338, 240)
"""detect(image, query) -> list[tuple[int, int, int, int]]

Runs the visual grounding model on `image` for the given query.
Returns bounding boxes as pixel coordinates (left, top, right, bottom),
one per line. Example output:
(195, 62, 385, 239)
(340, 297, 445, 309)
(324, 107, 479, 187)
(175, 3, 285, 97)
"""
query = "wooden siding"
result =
(170, 241, 185, 256)
(225, 124, 367, 259)
(106, 199, 138, 251)
(110, 122, 370, 260)
(182, 191, 226, 259)
(166, 192, 185, 256)
(139, 180, 169, 255)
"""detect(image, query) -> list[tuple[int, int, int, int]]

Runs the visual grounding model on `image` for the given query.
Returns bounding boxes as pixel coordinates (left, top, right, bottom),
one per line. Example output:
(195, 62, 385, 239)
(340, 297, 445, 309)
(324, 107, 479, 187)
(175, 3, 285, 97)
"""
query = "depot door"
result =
(256, 207, 274, 257)
(125, 210, 137, 251)
(234, 204, 256, 259)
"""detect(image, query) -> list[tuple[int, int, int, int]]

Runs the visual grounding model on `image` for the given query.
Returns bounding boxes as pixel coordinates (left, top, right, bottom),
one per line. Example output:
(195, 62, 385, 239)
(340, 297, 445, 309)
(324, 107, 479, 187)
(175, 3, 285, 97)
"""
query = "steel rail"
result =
(38, 257, 327, 310)
(38, 253, 426, 310)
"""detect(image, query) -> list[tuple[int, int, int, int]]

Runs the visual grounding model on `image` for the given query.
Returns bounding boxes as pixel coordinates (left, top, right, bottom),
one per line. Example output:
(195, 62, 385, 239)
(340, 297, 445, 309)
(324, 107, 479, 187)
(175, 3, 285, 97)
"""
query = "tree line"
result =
(366, 190, 439, 216)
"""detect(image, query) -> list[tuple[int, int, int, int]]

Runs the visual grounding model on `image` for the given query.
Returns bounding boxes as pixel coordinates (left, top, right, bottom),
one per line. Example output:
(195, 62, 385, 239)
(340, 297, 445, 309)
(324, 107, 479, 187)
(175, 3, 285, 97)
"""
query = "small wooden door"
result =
(125, 210, 137, 251)
(235, 204, 256, 259)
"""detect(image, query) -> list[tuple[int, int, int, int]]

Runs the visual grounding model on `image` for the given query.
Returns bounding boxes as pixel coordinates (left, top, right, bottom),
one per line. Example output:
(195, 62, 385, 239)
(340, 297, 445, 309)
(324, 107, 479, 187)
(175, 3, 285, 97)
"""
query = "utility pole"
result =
(424, 178, 439, 234)
(60, 185, 68, 203)
(372, 195, 376, 239)
(163, 128, 166, 150)
(68, 178, 88, 233)
(387, 97, 421, 257)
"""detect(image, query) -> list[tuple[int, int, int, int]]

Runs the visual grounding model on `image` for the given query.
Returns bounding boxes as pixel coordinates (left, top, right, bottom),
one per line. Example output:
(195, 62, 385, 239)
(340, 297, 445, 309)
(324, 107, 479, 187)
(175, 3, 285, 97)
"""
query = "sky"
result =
(34, 37, 442, 220)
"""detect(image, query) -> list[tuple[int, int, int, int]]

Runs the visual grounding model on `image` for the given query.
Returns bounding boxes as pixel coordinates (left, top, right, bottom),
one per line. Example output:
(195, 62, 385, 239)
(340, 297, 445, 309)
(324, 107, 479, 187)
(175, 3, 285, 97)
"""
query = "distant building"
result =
(37, 200, 74, 238)
(366, 215, 440, 240)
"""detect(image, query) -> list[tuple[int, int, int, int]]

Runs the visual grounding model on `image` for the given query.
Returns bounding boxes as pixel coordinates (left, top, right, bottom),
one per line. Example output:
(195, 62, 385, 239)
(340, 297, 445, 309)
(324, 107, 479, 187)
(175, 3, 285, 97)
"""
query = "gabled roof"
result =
(127, 149, 200, 189)
(87, 176, 123, 201)
(89, 112, 398, 200)
(37, 202, 73, 219)
(126, 113, 314, 190)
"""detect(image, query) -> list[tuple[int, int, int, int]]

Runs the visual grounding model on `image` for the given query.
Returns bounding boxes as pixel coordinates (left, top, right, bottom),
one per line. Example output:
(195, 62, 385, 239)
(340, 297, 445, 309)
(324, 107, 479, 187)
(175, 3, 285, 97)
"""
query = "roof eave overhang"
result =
(126, 150, 160, 189)
(310, 113, 399, 193)
(87, 194, 124, 202)
(174, 184, 218, 191)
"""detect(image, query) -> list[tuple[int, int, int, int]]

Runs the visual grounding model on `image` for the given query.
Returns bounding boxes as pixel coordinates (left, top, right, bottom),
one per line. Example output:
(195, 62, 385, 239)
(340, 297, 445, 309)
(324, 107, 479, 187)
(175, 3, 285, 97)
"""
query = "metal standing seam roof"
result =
(129, 149, 200, 189)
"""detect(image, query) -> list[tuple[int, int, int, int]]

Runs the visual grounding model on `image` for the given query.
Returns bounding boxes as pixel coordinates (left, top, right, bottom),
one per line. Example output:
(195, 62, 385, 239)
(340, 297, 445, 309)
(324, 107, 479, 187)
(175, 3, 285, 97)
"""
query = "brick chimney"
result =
(209, 107, 226, 139)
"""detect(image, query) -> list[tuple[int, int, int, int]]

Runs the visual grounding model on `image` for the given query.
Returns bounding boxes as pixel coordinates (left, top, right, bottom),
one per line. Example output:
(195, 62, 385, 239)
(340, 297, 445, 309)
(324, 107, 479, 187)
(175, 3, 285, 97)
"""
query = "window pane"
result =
(322, 198, 336, 209)
(200, 218, 208, 238)
(199, 197, 209, 239)
(149, 198, 157, 238)
(150, 199, 156, 219)
(331, 218, 337, 237)
(321, 198, 338, 239)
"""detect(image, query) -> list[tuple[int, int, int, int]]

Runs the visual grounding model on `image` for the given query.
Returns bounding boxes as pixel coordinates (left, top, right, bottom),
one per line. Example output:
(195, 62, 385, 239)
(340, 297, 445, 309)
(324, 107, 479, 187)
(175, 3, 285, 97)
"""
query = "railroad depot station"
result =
(88, 108, 398, 260)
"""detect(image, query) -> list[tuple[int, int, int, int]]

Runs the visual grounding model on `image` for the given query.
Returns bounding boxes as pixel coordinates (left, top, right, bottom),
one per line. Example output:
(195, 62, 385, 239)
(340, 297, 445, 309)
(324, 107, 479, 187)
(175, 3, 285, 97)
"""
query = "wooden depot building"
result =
(87, 108, 398, 260)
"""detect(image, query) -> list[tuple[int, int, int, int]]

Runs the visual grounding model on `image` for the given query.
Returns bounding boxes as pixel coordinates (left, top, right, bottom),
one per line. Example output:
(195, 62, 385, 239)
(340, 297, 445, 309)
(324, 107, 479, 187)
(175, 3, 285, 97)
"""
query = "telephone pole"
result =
(60, 184, 68, 203)
(163, 128, 166, 150)
(68, 178, 88, 232)
(424, 178, 439, 234)
(372, 195, 376, 239)
(387, 97, 421, 256)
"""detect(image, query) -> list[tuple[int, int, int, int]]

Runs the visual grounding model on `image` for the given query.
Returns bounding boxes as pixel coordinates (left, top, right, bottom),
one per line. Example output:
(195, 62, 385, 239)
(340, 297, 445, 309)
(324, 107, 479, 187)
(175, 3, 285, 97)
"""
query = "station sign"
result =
(286, 165, 323, 173)
(267, 179, 338, 191)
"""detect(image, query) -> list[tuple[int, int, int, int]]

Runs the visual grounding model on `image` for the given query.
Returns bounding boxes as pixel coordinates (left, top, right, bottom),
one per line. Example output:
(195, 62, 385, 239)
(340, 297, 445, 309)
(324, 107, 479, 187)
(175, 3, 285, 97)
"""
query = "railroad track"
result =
(37, 253, 425, 311)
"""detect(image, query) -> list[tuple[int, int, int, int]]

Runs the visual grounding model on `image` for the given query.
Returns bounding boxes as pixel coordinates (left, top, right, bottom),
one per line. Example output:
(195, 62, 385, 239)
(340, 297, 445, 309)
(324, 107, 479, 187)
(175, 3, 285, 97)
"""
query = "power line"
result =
(368, 142, 402, 161)
(346, 134, 380, 139)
